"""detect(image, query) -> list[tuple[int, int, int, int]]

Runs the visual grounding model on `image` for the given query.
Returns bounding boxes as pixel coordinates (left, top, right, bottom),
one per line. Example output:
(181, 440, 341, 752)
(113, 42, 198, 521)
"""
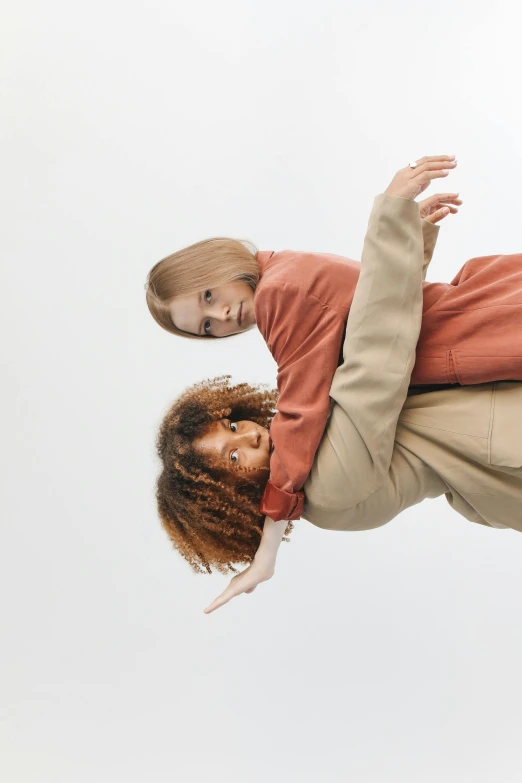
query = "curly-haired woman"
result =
(156, 188, 522, 613)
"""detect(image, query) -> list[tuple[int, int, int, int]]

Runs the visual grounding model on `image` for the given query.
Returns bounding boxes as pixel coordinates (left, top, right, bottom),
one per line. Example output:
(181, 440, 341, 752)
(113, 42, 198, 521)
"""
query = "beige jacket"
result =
(303, 194, 522, 535)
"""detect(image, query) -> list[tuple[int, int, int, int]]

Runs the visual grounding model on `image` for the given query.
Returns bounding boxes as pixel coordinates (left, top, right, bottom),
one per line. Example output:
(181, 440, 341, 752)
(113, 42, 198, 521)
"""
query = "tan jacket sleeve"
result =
(421, 219, 439, 280)
(304, 194, 427, 514)
(304, 443, 446, 531)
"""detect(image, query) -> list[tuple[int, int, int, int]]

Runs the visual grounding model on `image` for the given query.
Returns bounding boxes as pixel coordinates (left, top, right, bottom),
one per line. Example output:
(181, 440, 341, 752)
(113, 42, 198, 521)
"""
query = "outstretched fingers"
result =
(422, 192, 462, 207)
(413, 155, 456, 166)
(427, 206, 451, 223)
(204, 582, 240, 614)
(203, 566, 261, 614)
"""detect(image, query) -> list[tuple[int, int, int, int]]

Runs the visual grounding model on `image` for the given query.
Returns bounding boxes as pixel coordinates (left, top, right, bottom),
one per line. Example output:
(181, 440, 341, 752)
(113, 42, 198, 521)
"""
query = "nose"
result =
(241, 427, 260, 448)
(209, 303, 231, 322)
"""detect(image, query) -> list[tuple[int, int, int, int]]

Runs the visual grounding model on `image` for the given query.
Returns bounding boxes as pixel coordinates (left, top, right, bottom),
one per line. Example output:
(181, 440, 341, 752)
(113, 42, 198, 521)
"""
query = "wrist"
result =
(383, 188, 413, 201)
(254, 546, 277, 563)
(252, 560, 275, 581)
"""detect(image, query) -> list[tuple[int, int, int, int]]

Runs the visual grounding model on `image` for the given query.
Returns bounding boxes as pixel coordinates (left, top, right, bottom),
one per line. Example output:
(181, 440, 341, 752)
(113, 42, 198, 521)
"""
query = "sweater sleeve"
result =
(256, 284, 346, 521)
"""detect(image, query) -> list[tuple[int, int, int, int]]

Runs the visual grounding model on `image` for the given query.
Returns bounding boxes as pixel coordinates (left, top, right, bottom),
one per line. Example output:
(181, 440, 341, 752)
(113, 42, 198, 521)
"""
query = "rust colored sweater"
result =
(255, 228, 522, 521)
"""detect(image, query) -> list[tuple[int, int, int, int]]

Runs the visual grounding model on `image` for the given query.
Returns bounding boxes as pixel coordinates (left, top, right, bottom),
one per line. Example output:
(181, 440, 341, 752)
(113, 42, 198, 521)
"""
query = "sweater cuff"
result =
(260, 481, 305, 521)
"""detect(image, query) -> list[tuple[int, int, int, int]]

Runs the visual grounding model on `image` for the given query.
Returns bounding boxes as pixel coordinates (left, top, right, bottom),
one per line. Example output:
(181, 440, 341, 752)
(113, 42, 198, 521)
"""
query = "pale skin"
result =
(169, 281, 257, 338)
(189, 155, 460, 613)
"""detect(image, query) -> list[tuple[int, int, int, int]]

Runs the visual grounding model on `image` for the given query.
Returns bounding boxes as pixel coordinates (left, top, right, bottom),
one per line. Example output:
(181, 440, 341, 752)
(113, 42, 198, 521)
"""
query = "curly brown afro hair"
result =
(156, 376, 293, 574)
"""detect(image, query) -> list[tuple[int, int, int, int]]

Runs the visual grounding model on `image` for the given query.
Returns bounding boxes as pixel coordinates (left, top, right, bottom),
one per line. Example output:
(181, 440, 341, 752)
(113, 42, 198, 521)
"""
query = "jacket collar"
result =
(255, 250, 275, 274)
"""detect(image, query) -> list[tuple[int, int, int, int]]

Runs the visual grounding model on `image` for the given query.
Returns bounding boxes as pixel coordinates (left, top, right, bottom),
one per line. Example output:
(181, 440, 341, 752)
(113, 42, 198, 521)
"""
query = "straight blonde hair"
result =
(146, 237, 260, 339)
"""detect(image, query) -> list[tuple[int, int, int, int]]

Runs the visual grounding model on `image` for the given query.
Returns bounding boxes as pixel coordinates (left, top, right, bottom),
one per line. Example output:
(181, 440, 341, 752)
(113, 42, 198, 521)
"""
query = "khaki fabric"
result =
(303, 194, 522, 534)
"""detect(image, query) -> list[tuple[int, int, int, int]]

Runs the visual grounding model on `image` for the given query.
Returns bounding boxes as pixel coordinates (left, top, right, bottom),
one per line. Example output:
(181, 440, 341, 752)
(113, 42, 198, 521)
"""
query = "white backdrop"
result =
(2, 1, 522, 781)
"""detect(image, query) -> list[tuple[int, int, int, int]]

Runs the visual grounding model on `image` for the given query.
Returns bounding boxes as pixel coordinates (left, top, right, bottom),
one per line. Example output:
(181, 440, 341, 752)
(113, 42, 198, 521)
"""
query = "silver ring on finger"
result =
(408, 160, 418, 169)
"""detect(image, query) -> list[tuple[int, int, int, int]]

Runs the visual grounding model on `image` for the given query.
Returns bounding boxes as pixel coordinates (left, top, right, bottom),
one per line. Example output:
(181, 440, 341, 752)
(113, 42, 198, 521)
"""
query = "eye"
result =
(204, 319, 211, 334)
(229, 422, 238, 432)
(230, 450, 239, 464)
(204, 290, 212, 303)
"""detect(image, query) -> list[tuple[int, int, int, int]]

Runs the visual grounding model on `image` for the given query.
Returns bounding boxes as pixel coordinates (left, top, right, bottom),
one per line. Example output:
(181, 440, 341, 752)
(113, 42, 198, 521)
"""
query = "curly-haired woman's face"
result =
(194, 418, 271, 477)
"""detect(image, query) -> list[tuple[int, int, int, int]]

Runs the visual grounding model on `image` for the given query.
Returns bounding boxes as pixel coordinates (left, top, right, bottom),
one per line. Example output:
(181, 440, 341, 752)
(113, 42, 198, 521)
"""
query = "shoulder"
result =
(254, 277, 346, 358)
(256, 249, 360, 313)
(258, 248, 358, 281)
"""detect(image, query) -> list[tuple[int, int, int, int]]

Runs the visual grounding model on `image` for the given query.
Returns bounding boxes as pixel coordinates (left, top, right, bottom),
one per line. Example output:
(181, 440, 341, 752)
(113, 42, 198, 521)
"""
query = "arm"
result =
(305, 193, 426, 513)
(252, 516, 287, 570)
(257, 283, 347, 521)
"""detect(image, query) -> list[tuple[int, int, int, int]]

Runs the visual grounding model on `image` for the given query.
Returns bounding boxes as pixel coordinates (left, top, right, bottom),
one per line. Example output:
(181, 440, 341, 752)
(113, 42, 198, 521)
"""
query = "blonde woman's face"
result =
(194, 418, 272, 476)
(169, 282, 256, 337)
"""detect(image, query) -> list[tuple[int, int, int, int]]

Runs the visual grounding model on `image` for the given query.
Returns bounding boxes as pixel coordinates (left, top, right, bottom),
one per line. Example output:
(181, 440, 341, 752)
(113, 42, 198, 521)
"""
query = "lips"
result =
(237, 303, 243, 327)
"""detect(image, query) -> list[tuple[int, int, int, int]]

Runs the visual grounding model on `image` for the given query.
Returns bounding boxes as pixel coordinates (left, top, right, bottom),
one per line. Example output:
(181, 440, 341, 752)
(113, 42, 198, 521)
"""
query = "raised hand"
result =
(384, 155, 457, 200)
